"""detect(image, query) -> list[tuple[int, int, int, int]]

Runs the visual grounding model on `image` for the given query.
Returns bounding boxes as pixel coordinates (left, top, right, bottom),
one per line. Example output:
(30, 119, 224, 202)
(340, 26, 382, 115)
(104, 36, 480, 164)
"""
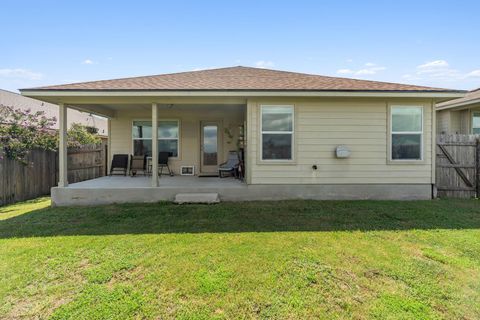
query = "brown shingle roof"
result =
(24, 66, 461, 92)
(437, 88, 480, 108)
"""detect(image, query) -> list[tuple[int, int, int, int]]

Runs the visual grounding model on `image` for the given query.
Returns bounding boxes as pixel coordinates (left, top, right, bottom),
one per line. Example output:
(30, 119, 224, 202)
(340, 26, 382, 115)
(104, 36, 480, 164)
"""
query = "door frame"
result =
(199, 120, 223, 174)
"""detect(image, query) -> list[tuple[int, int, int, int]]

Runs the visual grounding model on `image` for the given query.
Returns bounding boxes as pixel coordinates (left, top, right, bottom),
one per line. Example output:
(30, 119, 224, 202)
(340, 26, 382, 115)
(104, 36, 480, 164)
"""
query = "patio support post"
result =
(107, 118, 111, 174)
(151, 103, 159, 187)
(58, 103, 68, 187)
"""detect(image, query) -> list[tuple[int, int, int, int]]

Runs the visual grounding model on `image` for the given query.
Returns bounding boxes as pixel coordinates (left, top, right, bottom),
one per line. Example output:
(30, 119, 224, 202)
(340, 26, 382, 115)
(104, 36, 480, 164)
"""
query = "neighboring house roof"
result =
(0, 89, 108, 135)
(23, 66, 462, 93)
(437, 88, 480, 110)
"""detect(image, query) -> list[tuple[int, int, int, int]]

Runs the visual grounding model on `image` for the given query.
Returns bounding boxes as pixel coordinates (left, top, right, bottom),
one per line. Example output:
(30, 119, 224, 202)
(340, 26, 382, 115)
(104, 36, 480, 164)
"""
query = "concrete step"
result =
(174, 193, 220, 204)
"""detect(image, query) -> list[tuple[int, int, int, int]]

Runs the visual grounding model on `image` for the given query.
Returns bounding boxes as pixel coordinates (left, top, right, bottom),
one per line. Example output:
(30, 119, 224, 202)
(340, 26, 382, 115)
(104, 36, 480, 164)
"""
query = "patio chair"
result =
(158, 151, 174, 177)
(110, 154, 129, 176)
(130, 155, 147, 176)
(219, 151, 240, 178)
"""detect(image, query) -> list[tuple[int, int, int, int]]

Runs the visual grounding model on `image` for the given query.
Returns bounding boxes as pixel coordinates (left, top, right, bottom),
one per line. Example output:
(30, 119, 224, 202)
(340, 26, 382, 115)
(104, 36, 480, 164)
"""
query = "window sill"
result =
(387, 159, 425, 165)
(257, 159, 297, 165)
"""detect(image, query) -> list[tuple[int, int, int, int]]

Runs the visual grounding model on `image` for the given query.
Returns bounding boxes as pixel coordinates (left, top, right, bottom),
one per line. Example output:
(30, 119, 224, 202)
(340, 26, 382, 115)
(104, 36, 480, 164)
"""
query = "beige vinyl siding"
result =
(436, 110, 450, 134)
(438, 105, 480, 134)
(247, 98, 433, 185)
(459, 110, 471, 133)
(449, 111, 461, 133)
(446, 109, 471, 134)
(110, 105, 244, 174)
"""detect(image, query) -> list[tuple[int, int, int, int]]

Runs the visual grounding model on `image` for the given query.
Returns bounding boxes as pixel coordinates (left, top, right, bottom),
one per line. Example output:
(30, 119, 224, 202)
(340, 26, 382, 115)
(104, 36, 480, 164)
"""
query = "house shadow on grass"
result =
(1, 200, 480, 238)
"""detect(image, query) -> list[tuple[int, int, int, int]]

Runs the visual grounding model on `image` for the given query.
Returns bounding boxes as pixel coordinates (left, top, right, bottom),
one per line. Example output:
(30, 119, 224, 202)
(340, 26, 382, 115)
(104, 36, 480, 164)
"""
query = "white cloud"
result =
(467, 70, 480, 78)
(417, 60, 449, 70)
(336, 63, 386, 76)
(0, 68, 43, 80)
(356, 66, 386, 75)
(83, 59, 94, 65)
(402, 74, 420, 80)
(255, 60, 275, 68)
(400, 60, 480, 88)
(413, 60, 462, 81)
(336, 68, 354, 74)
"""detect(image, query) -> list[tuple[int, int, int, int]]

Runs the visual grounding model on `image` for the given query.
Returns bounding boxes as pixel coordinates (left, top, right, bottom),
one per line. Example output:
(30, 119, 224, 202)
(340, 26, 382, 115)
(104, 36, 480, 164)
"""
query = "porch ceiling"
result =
(28, 95, 247, 118)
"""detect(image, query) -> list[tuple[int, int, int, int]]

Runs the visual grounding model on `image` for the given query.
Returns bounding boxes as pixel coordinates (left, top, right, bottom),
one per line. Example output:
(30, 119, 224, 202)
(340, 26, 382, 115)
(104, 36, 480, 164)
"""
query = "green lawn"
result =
(1, 198, 479, 319)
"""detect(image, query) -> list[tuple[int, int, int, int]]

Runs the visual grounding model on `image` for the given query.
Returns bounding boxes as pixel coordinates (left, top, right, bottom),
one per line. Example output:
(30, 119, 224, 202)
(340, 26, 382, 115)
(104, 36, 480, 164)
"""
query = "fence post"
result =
(477, 137, 479, 198)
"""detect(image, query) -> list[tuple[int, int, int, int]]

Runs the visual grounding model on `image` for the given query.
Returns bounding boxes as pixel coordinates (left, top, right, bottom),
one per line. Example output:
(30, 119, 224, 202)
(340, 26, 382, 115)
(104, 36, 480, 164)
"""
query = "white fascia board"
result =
(21, 90, 466, 99)
(436, 98, 480, 110)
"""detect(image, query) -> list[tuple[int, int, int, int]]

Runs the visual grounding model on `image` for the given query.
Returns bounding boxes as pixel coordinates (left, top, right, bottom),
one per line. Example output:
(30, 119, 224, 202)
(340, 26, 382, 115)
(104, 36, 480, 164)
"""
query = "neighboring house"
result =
(436, 88, 480, 134)
(20, 66, 464, 205)
(0, 89, 108, 136)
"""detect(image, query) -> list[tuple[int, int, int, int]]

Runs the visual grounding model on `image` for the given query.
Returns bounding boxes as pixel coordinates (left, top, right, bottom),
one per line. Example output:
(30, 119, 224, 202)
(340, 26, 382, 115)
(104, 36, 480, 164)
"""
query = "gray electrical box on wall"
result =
(336, 145, 351, 158)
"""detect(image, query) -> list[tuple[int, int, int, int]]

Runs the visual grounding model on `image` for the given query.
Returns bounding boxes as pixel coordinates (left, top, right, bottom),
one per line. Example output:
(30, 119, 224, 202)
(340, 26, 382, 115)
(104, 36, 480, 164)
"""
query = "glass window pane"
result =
(159, 121, 179, 138)
(392, 134, 421, 160)
(262, 106, 293, 114)
(158, 139, 178, 157)
(133, 121, 152, 139)
(262, 106, 293, 132)
(133, 139, 152, 156)
(392, 107, 422, 132)
(203, 125, 218, 165)
(262, 133, 292, 160)
(472, 112, 480, 131)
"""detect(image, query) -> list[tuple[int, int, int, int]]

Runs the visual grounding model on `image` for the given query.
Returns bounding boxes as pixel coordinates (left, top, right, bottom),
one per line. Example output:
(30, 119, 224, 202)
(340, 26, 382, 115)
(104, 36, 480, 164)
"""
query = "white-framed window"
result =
(390, 106, 423, 161)
(261, 105, 294, 160)
(472, 112, 480, 134)
(132, 120, 179, 157)
(158, 120, 179, 157)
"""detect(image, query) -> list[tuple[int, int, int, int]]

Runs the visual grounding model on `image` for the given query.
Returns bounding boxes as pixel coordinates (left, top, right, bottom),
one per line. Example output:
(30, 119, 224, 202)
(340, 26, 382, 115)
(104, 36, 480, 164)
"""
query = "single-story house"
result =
(0, 88, 108, 136)
(20, 66, 464, 205)
(436, 88, 480, 134)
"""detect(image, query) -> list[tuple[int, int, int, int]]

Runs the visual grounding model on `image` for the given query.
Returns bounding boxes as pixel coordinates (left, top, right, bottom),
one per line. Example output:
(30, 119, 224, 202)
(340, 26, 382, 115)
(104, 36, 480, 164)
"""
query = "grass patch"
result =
(0, 198, 479, 319)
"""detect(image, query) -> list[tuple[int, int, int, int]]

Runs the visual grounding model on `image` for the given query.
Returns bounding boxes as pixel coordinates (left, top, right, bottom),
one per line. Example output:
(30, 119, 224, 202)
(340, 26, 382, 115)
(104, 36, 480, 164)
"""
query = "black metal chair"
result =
(219, 151, 240, 178)
(130, 155, 147, 176)
(158, 151, 173, 176)
(110, 154, 129, 176)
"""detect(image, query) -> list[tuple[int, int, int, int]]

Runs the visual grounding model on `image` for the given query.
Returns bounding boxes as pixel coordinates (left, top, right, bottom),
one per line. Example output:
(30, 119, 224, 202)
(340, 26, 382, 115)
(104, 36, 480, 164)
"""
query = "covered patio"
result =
(69, 175, 246, 189)
(53, 100, 247, 189)
(52, 175, 249, 206)
(19, 85, 249, 205)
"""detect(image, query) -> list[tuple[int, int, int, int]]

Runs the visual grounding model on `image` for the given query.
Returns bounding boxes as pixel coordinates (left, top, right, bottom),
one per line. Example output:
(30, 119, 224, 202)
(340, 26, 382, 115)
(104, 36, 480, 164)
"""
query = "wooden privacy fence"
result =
(0, 140, 107, 206)
(436, 134, 479, 198)
(0, 149, 57, 206)
(67, 143, 106, 183)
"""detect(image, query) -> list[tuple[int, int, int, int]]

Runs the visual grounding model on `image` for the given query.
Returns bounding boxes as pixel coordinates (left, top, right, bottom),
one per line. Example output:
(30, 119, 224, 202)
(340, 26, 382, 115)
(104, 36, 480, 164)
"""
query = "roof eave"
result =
(20, 89, 466, 99)
(437, 98, 480, 110)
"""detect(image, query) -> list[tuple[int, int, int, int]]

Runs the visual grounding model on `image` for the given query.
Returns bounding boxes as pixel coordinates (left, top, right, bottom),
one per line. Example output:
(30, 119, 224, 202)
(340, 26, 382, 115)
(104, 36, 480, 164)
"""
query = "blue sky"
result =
(1, 0, 479, 92)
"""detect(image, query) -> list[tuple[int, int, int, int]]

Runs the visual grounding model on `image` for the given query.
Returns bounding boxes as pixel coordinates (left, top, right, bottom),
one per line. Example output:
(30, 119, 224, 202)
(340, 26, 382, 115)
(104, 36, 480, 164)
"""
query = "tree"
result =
(0, 105, 57, 164)
(67, 123, 101, 148)
(0, 105, 101, 164)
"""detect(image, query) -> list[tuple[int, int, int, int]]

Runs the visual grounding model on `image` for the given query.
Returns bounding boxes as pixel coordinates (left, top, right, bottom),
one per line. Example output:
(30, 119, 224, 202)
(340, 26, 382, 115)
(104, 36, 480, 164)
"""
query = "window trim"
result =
(259, 104, 295, 163)
(131, 119, 181, 159)
(471, 111, 480, 134)
(388, 105, 424, 163)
